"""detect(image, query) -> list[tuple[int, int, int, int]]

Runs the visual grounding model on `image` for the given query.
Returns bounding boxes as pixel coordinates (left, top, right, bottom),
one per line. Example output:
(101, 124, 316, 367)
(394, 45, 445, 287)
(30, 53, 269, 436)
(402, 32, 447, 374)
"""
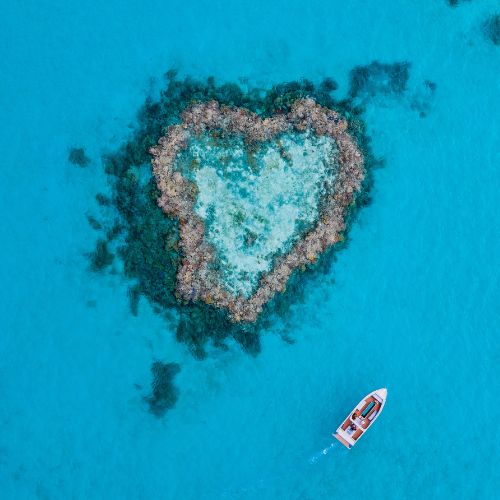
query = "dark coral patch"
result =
(348, 61, 438, 119)
(176, 306, 260, 359)
(482, 14, 500, 46)
(68, 147, 91, 167)
(349, 61, 411, 100)
(410, 80, 437, 118)
(86, 214, 102, 230)
(89, 239, 114, 272)
(424, 80, 437, 92)
(319, 77, 338, 92)
(127, 284, 141, 317)
(144, 361, 181, 417)
(95, 193, 112, 206)
(447, 0, 472, 7)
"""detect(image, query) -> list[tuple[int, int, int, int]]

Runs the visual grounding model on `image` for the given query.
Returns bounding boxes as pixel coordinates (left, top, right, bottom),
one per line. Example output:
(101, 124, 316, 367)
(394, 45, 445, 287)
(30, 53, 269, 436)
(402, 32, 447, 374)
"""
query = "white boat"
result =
(333, 388, 387, 449)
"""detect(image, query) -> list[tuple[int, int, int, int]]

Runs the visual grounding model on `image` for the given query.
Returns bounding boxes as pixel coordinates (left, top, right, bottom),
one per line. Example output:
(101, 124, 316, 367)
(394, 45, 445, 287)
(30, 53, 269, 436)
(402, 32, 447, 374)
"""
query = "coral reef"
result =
(151, 99, 364, 322)
(68, 147, 90, 167)
(89, 73, 374, 356)
(144, 361, 181, 417)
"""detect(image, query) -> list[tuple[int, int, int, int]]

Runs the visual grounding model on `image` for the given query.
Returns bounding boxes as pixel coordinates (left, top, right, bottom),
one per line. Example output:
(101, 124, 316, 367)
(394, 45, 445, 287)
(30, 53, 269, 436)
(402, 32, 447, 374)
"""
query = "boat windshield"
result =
(361, 401, 376, 418)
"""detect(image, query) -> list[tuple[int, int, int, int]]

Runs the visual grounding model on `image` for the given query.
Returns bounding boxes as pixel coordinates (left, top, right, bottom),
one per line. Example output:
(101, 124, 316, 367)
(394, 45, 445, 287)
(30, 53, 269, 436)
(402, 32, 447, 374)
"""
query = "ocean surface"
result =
(1, 1, 499, 498)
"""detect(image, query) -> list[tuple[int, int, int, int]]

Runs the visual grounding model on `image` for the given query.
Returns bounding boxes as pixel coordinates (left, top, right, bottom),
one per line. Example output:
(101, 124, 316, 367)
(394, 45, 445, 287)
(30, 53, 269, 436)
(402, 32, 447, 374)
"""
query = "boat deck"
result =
(334, 391, 386, 448)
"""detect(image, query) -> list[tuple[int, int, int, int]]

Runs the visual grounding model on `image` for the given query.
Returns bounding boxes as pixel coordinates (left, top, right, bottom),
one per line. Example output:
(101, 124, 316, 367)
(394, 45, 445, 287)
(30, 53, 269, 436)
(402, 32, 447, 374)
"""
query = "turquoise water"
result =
(1, 1, 499, 498)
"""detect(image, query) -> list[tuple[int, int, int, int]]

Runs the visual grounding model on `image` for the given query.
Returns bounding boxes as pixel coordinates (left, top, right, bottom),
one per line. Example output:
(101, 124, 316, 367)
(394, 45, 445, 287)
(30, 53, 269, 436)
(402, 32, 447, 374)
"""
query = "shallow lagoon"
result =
(1, 1, 499, 499)
(180, 131, 338, 297)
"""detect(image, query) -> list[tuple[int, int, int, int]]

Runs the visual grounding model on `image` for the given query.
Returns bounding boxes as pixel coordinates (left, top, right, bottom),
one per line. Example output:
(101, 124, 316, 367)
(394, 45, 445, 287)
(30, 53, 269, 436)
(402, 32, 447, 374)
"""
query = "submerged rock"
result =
(151, 98, 364, 322)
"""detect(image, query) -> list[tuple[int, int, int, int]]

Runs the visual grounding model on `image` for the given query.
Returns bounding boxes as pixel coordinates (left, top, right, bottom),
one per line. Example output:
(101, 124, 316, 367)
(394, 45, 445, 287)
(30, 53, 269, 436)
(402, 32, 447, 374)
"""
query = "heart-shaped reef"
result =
(151, 98, 364, 323)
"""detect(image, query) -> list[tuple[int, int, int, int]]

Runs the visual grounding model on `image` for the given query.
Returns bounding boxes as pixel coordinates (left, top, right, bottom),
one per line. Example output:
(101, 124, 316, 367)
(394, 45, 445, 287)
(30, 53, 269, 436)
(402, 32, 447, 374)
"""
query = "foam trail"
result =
(308, 442, 336, 464)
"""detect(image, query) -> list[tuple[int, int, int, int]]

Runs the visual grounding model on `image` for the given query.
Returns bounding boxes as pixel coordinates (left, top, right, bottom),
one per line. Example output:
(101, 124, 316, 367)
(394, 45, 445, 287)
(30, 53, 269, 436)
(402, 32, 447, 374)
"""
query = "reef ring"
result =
(150, 98, 365, 322)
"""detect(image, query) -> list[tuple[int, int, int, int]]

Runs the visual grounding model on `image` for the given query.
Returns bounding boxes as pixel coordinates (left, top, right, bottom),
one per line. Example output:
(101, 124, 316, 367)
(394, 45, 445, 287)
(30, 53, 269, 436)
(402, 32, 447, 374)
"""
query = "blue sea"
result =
(1, 1, 499, 498)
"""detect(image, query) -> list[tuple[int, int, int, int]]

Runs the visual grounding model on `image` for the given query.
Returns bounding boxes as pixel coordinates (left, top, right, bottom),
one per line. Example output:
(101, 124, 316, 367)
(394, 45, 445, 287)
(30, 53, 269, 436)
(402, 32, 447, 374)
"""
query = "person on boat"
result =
(350, 423, 357, 431)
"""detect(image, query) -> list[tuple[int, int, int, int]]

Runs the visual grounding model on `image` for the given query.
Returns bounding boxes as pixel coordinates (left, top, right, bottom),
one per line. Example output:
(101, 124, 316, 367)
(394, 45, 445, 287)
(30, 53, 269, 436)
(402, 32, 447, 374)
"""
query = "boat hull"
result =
(333, 388, 387, 449)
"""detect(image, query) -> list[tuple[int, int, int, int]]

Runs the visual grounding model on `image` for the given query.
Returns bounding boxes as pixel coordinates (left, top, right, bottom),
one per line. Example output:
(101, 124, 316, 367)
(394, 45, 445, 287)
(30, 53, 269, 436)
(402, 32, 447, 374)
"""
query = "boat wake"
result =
(308, 442, 336, 464)
(219, 443, 338, 496)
